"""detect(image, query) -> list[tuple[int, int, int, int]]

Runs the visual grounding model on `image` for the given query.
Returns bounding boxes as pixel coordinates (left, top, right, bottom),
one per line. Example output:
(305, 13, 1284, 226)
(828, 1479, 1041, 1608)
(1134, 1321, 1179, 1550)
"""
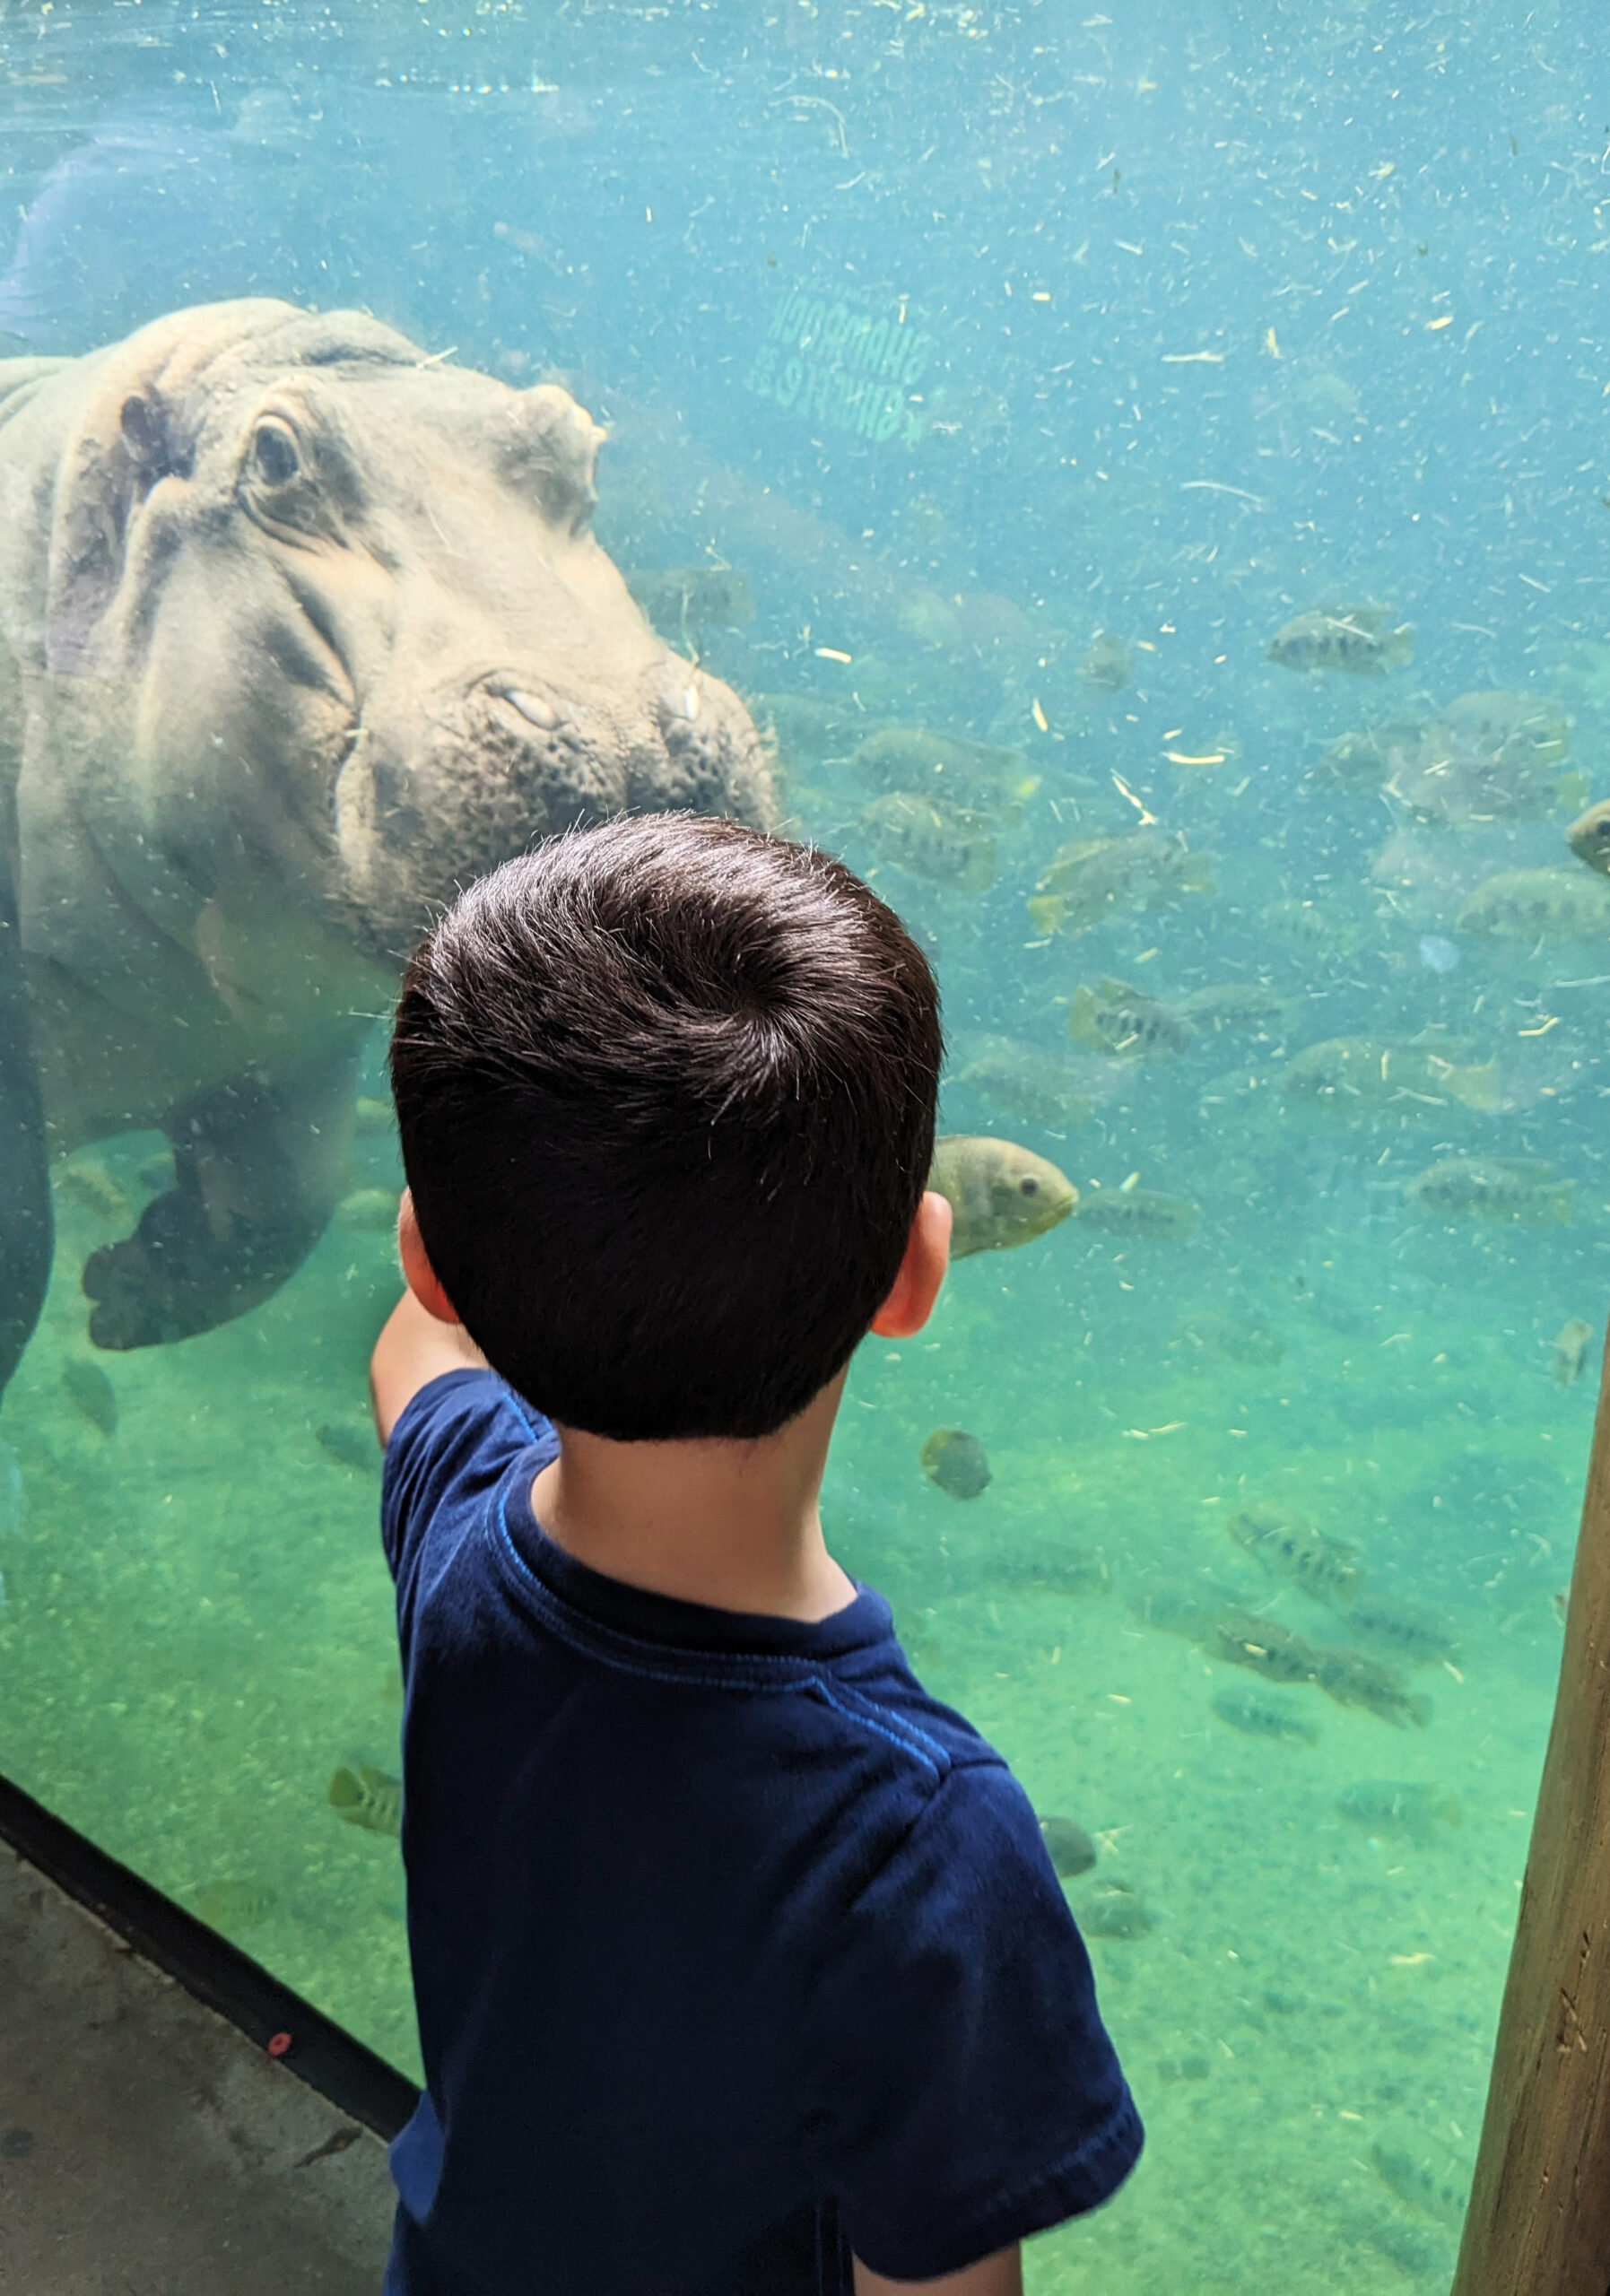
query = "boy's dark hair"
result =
(389, 813, 943, 1440)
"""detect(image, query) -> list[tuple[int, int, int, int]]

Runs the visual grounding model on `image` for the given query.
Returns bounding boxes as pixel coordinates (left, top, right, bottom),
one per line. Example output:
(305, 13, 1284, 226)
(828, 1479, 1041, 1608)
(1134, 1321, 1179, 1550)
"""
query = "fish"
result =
(1266, 606, 1414, 674)
(919, 1428, 991, 1499)
(1552, 1317, 1595, 1387)
(1226, 1500, 1365, 1608)
(851, 725, 1034, 813)
(1067, 978, 1193, 1060)
(1345, 1598, 1461, 1670)
(1311, 1646, 1431, 1729)
(194, 1877, 279, 1933)
(1312, 723, 1424, 790)
(1029, 829, 1214, 938)
(1336, 1780, 1461, 1845)
(62, 1359, 117, 1439)
(1077, 631, 1133, 690)
(55, 1159, 132, 1222)
(952, 1037, 1092, 1131)
(1203, 1606, 1326, 1688)
(1038, 1815, 1098, 1876)
(626, 565, 753, 635)
(1176, 981, 1289, 1032)
(1210, 1688, 1318, 1744)
(353, 1095, 396, 1135)
(1281, 1036, 1501, 1117)
(316, 1420, 380, 1472)
(753, 691, 861, 766)
(928, 1136, 1077, 1258)
(1259, 896, 1369, 960)
(859, 790, 997, 891)
(1457, 865, 1610, 944)
(1371, 691, 1576, 827)
(328, 1762, 403, 1837)
(1078, 1882, 1154, 1939)
(990, 1544, 1110, 1597)
(1403, 1156, 1573, 1225)
(1075, 1187, 1198, 1239)
(337, 1187, 401, 1231)
(1567, 798, 1610, 876)
(1370, 2144, 1470, 2233)
(1179, 1310, 1284, 1367)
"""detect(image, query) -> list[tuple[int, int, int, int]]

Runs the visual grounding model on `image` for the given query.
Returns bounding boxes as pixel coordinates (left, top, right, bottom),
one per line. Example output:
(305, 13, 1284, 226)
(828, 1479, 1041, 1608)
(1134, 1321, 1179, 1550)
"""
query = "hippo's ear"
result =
(499, 385, 605, 535)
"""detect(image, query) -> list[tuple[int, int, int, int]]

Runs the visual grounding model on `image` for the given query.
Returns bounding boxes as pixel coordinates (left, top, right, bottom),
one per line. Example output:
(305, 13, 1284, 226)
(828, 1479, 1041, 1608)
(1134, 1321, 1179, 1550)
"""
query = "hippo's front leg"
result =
(83, 1033, 368, 1351)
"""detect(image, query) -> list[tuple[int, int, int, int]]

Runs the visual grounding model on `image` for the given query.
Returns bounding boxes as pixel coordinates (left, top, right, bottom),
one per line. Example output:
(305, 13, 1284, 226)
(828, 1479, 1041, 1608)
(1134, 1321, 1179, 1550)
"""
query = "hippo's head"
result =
(36, 300, 775, 972)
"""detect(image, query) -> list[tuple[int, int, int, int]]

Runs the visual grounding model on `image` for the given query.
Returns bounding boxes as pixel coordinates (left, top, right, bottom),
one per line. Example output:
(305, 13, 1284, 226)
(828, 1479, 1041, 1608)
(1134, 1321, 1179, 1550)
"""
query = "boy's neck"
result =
(528, 1373, 857, 1623)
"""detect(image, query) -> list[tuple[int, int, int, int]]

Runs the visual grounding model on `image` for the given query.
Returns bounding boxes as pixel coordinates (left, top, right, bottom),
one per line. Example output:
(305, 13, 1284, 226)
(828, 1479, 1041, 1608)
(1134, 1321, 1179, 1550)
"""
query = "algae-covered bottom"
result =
(0, 1108, 1582, 2293)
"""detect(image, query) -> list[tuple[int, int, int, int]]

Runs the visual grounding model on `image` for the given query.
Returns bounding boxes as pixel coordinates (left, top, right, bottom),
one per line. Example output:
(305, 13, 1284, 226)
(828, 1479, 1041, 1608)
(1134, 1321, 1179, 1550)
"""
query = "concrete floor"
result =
(0, 1836, 397, 2293)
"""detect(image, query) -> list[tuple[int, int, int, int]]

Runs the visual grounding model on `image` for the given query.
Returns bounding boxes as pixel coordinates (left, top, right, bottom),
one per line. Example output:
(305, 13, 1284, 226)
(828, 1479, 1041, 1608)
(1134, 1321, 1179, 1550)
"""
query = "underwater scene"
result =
(2, 0, 1608, 2285)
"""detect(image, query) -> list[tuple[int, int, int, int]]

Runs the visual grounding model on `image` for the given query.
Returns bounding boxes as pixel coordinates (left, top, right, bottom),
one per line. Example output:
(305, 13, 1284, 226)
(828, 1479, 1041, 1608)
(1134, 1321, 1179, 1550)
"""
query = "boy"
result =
(370, 813, 1142, 2296)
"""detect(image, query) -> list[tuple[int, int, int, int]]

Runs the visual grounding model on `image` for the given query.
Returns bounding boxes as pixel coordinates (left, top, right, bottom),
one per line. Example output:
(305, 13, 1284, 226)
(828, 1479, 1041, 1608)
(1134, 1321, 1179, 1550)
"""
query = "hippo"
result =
(0, 299, 773, 1387)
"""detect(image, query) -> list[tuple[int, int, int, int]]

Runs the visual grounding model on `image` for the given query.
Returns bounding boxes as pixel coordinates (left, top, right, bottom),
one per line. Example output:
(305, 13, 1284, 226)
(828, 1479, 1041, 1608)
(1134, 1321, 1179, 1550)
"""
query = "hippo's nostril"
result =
(497, 685, 559, 732)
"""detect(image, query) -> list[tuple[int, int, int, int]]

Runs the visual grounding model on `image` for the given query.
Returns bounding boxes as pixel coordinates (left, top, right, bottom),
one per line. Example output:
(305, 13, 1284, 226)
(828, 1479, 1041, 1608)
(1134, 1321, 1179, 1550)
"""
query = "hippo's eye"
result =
(1019, 1176, 1040, 1196)
(251, 418, 301, 488)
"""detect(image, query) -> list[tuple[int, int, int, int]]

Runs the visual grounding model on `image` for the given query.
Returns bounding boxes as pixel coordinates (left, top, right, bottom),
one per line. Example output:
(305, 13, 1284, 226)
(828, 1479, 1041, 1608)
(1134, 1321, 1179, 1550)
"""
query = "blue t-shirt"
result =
(380, 1371, 1142, 2296)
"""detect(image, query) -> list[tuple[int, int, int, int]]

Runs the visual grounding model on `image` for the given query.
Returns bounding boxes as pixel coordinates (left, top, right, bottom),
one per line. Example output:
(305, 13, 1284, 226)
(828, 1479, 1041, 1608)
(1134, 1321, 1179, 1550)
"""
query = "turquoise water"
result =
(1, 2, 1606, 2286)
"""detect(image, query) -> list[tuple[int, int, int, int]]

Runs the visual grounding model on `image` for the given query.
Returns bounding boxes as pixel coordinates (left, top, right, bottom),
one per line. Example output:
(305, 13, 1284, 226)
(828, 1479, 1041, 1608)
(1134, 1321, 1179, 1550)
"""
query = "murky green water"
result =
(3, 0, 1606, 2284)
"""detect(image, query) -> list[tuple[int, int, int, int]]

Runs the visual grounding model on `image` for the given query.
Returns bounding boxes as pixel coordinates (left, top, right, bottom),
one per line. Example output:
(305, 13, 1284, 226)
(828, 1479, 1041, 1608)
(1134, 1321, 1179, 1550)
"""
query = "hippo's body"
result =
(0, 300, 772, 1382)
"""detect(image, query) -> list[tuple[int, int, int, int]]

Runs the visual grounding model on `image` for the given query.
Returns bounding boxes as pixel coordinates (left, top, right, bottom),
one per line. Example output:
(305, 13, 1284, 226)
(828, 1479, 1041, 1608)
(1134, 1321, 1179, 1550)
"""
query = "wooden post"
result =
(1452, 1326, 1610, 2295)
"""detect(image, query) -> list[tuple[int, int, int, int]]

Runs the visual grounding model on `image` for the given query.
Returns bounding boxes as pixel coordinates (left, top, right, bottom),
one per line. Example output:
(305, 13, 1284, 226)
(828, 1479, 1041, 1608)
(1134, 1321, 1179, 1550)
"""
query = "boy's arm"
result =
(370, 1287, 489, 1447)
(855, 2246, 1022, 2296)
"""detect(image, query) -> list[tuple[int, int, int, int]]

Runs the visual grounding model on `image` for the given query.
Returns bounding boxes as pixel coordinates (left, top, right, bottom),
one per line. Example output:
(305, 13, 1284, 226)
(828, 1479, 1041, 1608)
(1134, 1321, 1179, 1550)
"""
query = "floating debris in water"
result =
(1266, 606, 1414, 675)
(55, 1159, 132, 1222)
(337, 1187, 401, 1232)
(1336, 1780, 1461, 1845)
(62, 1360, 117, 1439)
(1079, 1881, 1154, 1939)
(328, 1763, 402, 1837)
(919, 1428, 991, 1500)
(1404, 1157, 1572, 1225)
(1551, 1317, 1595, 1387)
(1075, 1187, 1197, 1240)
(316, 1421, 379, 1473)
(1225, 1500, 1364, 1609)
(1210, 1688, 1318, 1744)
(928, 1136, 1076, 1258)
(1038, 1815, 1098, 1877)
(1417, 935, 1459, 975)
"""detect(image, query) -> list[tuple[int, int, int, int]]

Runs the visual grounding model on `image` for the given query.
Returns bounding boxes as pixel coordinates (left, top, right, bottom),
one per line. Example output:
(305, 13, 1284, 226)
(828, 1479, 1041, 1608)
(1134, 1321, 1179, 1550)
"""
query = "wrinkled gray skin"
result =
(0, 299, 773, 1381)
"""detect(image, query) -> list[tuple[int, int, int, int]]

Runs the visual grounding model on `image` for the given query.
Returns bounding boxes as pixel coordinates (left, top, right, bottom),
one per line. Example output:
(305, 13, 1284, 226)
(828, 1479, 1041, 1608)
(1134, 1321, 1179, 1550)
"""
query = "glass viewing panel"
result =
(0, 0, 1602, 2285)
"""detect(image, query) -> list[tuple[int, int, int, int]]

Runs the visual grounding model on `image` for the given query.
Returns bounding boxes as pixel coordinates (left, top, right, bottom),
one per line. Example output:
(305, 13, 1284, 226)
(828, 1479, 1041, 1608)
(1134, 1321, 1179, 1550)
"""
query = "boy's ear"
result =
(398, 1188, 464, 1325)
(869, 1190, 952, 1339)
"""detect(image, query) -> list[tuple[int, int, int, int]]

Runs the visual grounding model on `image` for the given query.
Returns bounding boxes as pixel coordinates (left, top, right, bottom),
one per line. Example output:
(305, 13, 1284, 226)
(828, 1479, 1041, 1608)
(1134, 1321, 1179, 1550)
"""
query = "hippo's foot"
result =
(81, 1040, 364, 1351)
(83, 1190, 320, 1349)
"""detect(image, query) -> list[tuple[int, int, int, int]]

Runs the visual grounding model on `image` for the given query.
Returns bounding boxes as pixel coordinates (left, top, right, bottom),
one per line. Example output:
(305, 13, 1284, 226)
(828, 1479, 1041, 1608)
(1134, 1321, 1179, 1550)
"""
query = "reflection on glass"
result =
(0, 3, 1600, 2287)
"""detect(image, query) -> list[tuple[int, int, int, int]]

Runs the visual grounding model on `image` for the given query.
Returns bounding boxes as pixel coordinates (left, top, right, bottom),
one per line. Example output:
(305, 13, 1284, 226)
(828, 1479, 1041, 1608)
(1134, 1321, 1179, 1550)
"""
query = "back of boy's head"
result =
(389, 813, 943, 1441)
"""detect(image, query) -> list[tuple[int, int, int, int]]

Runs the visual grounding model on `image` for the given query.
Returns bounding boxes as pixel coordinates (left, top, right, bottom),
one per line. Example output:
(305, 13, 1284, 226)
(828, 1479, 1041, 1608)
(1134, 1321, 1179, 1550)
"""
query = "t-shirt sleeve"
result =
(380, 1369, 556, 1644)
(806, 1761, 1143, 2282)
